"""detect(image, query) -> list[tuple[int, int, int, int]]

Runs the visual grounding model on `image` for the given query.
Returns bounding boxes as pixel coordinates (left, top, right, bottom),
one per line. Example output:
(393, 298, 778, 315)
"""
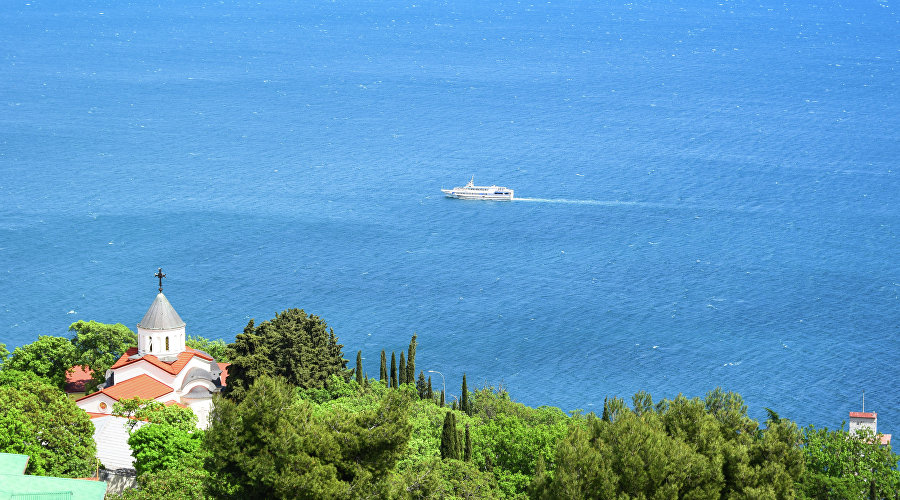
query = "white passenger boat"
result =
(441, 176, 514, 201)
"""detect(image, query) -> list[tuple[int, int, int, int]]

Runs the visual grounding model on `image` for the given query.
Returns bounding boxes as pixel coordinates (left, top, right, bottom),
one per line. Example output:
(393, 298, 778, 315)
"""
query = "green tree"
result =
(0, 343, 8, 369)
(399, 352, 407, 385)
(185, 335, 230, 362)
(355, 350, 364, 386)
(5, 336, 79, 389)
(380, 350, 387, 382)
(391, 457, 500, 499)
(129, 423, 204, 475)
(69, 320, 137, 393)
(464, 424, 473, 462)
(417, 371, 427, 399)
(800, 425, 900, 499)
(460, 373, 470, 415)
(206, 375, 412, 498)
(112, 397, 199, 433)
(406, 333, 417, 384)
(205, 376, 346, 499)
(426, 376, 434, 401)
(390, 351, 398, 389)
(320, 390, 413, 490)
(0, 377, 96, 477)
(0, 368, 52, 388)
(440, 411, 461, 460)
(111, 467, 207, 500)
(223, 309, 348, 401)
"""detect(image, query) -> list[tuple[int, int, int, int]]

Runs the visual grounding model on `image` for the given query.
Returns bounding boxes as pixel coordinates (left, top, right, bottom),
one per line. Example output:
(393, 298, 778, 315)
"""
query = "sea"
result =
(1, 0, 897, 433)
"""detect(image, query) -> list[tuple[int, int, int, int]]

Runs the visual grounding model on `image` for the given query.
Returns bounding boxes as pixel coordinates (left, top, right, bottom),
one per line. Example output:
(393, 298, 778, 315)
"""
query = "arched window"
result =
(166, 336, 170, 351)
(148, 337, 153, 351)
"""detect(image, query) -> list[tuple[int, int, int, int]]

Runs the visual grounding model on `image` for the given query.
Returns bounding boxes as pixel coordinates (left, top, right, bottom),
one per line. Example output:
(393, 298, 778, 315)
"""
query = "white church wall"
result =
(111, 361, 177, 388)
(186, 398, 214, 430)
(138, 324, 186, 358)
(77, 392, 118, 415)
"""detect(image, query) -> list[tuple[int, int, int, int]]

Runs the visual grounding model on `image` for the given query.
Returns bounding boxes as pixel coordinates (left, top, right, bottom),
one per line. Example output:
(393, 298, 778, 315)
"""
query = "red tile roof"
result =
(849, 412, 876, 419)
(85, 412, 108, 419)
(77, 374, 173, 403)
(64, 365, 94, 393)
(109, 347, 213, 375)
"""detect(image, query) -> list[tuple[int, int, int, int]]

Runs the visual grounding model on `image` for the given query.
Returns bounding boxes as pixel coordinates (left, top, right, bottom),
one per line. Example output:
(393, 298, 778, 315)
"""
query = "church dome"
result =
(138, 293, 186, 330)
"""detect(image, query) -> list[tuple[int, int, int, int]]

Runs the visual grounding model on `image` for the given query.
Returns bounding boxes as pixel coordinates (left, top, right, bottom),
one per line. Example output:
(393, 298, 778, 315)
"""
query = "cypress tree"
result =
(451, 400, 457, 411)
(460, 373, 470, 415)
(390, 352, 397, 388)
(601, 397, 610, 422)
(440, 389, 445, 407)
(427, 376, 434, 401)
(464, 424, 472, 462)
(399, 352, 407, 385)
(406, 333, 417, 383)
(380, 350, 387, 383)
(355, 350, 363, 386)
(440, 411, 460, 460)
(417, 371, 426, 398)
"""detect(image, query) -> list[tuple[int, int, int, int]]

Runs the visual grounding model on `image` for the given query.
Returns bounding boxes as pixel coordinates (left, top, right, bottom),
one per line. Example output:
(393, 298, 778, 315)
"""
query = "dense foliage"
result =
(5, 313, 898, 500)
(223, 308, 348, 401)
(4, 335, 79, 389)
(800, 424, 900, 498)
(69, 320, 137, 392)
(0, 376, 97, 477)
(186, 335, 230, 362)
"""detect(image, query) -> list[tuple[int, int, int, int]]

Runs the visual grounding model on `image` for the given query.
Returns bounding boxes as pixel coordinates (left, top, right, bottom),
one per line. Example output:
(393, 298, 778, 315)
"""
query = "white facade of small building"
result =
(849, 412, 877, 436)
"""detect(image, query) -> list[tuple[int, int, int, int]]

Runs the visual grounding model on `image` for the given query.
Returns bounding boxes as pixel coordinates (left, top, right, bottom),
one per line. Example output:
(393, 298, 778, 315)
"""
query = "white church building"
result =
(76, 272, 226, 430)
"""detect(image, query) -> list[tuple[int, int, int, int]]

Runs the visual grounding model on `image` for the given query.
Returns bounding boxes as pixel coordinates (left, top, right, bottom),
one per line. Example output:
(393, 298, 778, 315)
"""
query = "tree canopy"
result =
(0, 376, 97, 477)
(186, 335, 230, 362)
(69, 320, 137, 393)
(4, 335, 79, 389)
(223, 309, 348, 401)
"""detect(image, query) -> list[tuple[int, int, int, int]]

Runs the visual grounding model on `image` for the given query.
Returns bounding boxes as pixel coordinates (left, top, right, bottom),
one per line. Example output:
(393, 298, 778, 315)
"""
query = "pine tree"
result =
(406, 333, 417, 383)
(440, 411, 460, 460)
(460, 373, 470, 415)
(399, 352, 407, 385)
(440, 389, 445, 407)
(464, 423, 472, 462)
(222, 309, 347, 401)
(602, 397, 610, 422)
(390, 352, 397, 389)
(417, 371, 426, 398)
(427, 376, 434, 401)
(355, 350, 364, 386)
(380, 350, 387, 383)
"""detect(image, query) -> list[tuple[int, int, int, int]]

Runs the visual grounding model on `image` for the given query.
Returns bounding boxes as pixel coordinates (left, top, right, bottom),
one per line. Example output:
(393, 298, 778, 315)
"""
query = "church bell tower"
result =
(137, 268, 187, 361)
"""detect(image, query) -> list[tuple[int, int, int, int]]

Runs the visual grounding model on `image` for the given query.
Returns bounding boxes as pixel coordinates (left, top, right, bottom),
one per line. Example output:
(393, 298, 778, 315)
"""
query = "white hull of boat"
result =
(441, 176, 514, 201)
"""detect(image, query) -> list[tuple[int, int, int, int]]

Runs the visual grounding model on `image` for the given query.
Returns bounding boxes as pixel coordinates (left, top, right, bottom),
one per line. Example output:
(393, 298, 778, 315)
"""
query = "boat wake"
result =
(514, 197, 763, 214)
(515, 198, 668, 208)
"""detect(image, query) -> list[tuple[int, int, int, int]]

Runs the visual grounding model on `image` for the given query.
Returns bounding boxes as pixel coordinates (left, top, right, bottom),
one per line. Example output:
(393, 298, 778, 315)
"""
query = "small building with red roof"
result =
(849, 411, 892, 446)
(76, 279, 227, 429)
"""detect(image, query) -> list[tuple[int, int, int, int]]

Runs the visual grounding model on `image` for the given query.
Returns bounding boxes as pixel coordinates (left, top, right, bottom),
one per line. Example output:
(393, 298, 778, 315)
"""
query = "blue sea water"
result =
(1, 0, 897, 432)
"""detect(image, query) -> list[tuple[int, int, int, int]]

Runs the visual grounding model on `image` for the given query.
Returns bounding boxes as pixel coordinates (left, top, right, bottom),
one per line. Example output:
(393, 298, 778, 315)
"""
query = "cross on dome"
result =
(155, 268, 166, 293)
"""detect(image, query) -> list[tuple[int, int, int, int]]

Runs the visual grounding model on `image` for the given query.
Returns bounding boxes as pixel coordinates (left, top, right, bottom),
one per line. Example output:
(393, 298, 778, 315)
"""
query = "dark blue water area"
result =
(1, 0, 898, 431)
